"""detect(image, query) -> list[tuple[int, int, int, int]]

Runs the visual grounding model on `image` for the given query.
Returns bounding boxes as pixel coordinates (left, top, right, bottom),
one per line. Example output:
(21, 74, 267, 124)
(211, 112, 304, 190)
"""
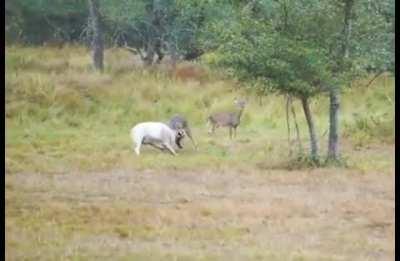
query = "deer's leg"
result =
(209, 124, 216, 135)
(207, 119, 212, 134)
(234, 127, 237, 138)
(229, 127, 232, 139)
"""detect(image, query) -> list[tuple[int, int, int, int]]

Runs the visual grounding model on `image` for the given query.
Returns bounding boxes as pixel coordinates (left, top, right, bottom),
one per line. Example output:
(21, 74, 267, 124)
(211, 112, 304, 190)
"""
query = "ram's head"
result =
(175, 129, 186, 149)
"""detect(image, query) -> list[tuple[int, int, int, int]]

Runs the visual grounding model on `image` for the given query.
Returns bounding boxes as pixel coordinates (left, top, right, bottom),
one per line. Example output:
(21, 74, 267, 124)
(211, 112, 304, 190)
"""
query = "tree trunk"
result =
(88, 0, 103, 71)
(301, 97, 319, 161)
(142, 0, 162, 67)
(286, 95, 292, 155)
(328, 88, 340, 159)
(168, 41, 179, 67)
(290, 98, 303, 153)
(143, 41, 155, 66)
(327, 0, 354, 161)
(341, 0, 353, 59)
(155, 38, 164, 63)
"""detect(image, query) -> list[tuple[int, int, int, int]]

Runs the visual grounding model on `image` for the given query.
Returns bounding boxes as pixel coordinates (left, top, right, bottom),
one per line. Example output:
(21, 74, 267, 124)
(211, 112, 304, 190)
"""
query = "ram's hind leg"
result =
(134, 142, 142, 155)
(131, 131, 142, 155)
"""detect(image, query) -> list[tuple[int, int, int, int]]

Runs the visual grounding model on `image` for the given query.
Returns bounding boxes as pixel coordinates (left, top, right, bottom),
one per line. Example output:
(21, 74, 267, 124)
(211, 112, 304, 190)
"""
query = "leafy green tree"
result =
(211, 0, 394, 162)
(5, 0, 88, 44)
(289, 0, 393, 162)
(100, 0, 212, 65)
(215, 12, 333, 161)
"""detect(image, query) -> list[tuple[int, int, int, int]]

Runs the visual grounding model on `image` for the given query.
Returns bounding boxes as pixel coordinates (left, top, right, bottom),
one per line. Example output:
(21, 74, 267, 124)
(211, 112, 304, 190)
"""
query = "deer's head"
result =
(234, 98, 247, 109)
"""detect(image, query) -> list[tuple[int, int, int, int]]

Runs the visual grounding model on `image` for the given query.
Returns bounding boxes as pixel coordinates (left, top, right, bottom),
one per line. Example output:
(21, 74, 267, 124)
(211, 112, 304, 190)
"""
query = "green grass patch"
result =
(5, 46, 395, 174)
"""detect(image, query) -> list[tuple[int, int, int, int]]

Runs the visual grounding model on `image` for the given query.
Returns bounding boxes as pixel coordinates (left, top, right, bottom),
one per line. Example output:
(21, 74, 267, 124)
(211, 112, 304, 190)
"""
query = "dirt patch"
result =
(5, 168, 394, 260)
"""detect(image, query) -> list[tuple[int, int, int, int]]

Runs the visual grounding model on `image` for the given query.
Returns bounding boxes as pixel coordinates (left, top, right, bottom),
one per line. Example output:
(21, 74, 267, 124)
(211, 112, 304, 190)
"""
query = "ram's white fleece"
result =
(130, 122, 181, 155)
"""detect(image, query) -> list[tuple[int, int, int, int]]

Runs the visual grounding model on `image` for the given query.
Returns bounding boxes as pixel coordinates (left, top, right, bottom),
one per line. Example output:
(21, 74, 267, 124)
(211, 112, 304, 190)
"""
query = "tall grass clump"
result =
(342, 75, 394, 147)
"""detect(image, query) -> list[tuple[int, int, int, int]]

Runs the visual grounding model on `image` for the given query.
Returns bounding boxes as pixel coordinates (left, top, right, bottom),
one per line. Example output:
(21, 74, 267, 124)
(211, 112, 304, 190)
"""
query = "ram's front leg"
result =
(148, 142, 166, 152)
(163, 142, 177, 156)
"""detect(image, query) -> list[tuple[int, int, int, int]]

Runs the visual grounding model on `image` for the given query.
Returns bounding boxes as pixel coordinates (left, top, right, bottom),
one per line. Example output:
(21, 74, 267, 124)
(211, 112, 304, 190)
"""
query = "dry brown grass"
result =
(173, 62, 209, 83)
(6, 145, 394, 260)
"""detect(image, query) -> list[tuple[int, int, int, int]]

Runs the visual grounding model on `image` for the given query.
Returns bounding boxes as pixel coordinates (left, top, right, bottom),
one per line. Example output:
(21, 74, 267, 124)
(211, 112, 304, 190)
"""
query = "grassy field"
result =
(5, 45, 395, 260)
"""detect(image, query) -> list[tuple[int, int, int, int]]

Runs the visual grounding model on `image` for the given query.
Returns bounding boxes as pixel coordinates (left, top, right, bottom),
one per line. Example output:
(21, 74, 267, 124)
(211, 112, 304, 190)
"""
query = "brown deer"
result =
(207, 98, 247, 139)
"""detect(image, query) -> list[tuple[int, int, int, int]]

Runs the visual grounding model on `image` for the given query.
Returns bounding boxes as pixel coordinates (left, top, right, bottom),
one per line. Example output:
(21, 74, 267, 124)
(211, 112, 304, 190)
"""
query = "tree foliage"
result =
(99, 0, 213, 64)
(215, 17, 333, 99)
(210, 0, 394, 161)
(7, 0, 393, 70)
(5, 0, 88, 44)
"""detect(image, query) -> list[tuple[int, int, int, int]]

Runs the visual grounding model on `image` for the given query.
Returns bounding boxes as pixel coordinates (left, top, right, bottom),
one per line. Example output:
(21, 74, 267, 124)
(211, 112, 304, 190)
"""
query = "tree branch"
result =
(122, 43, 145, 60)
(365, 71, 384, 88)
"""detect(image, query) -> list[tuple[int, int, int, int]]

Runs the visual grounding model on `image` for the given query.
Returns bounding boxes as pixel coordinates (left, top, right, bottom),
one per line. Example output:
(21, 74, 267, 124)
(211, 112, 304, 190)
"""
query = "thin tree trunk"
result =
(155, 38, 164, 63)
(341, 0, 353, 59)
(327, 0, 354, 161)
(301, 97, 319, 161)
(328, 88, 340, 159)
(142, 0, 162, 66)
(168, 41, 178, 68)
(143, 42, 155, 66)
(165, 41, 178, 77)
(286, 95, 292, 155)
(88, 0, 103, 71)
(290, 98, 303, 153)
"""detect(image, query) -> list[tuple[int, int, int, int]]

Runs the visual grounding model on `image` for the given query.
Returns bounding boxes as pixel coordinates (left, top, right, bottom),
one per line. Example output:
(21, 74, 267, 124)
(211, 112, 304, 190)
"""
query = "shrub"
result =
(343, 111, 394, 146)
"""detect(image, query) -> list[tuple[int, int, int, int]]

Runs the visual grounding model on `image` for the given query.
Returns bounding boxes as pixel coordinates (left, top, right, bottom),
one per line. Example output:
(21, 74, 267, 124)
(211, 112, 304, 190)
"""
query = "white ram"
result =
(130, 122, 185, 156)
